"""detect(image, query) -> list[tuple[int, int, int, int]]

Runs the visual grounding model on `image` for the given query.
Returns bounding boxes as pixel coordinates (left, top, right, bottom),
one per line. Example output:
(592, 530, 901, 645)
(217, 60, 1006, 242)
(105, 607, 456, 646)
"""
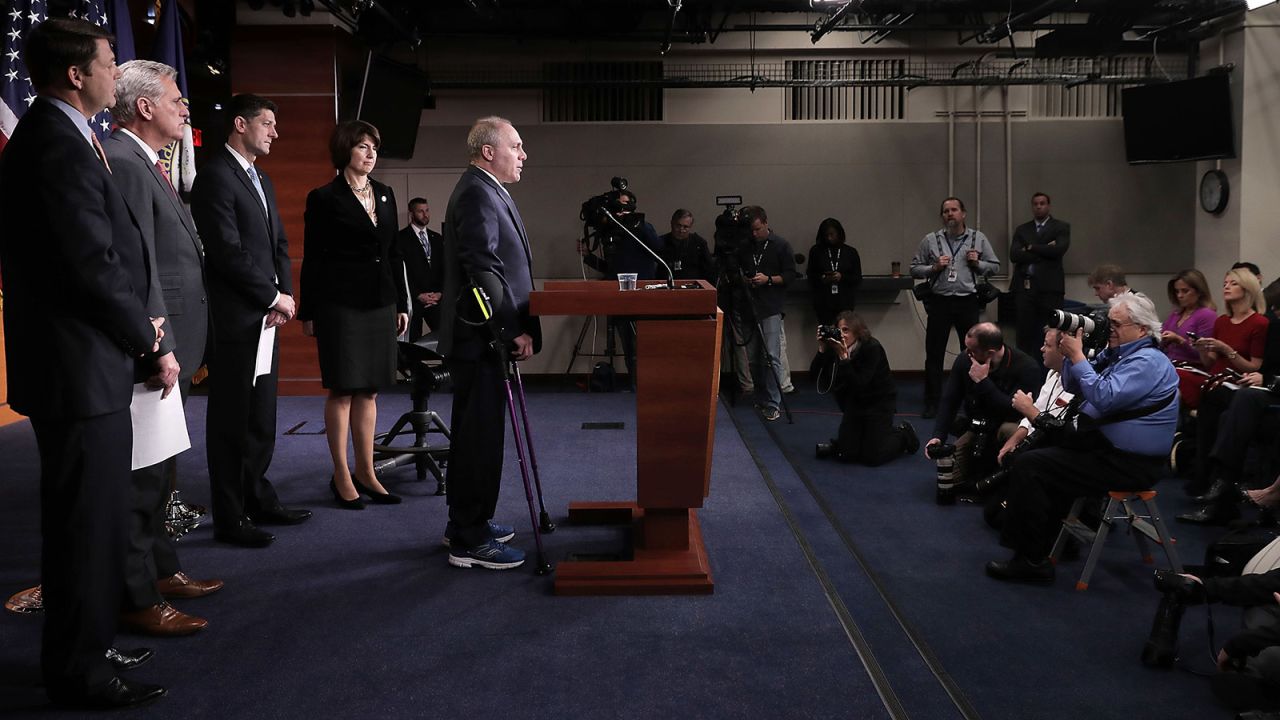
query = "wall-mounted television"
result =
(1122, 74, 1236, 164)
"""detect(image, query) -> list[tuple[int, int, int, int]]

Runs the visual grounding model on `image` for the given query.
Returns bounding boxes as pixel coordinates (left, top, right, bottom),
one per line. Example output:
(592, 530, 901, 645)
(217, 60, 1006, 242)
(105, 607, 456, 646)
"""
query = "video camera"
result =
(580, 177, 645, 249)
(712, 195, 751, 262)
(1050, 307, 1111, 356)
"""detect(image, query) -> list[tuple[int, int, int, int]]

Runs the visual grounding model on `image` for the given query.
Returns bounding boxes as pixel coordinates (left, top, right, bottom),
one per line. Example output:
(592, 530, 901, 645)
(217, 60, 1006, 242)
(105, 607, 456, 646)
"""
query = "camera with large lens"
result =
(1050, 307, 1111, 355)
(926, 442, 959, 505)
(579, 177, 643, 254)
(1141, 569, 1203, 668)
(818, 324, 842, 343)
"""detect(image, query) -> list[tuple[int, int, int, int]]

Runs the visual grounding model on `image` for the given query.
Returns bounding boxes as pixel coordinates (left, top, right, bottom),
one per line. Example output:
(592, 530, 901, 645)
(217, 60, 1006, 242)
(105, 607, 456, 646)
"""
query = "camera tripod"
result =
(372, 339, 451, 495)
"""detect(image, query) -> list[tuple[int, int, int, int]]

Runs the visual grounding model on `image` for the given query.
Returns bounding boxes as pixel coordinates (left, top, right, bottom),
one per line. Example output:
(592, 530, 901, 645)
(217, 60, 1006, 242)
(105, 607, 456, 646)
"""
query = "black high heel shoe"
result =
(330, 478, 365, 510)
(352, 477, 402, 505)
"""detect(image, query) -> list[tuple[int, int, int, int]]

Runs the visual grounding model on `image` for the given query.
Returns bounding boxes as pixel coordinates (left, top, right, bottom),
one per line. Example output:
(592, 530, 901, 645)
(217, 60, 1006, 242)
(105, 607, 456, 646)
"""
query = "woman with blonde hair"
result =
(1192, 268, 1268, 376)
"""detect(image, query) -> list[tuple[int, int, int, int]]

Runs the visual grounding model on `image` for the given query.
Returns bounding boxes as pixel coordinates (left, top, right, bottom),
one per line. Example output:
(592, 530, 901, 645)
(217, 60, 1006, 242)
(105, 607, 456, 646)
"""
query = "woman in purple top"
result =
(1160, 268, 1218, 367)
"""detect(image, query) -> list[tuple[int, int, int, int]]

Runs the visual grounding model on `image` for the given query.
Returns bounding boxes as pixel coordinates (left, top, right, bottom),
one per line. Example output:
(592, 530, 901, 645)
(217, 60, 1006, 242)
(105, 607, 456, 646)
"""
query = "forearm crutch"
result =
(509, 362, 556, 534)
(499, 358, 553, 575)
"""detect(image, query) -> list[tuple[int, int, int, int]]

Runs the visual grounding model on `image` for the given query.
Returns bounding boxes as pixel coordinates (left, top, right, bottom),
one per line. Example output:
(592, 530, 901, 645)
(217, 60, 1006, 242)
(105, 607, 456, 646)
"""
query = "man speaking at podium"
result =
(438, 116, 541, 570)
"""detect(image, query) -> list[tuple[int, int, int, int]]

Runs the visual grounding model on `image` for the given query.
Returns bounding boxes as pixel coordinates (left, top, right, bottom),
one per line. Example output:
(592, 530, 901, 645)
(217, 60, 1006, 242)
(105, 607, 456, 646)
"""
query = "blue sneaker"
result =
(448, 539, 526, 570)
(442, 520, 516, 547)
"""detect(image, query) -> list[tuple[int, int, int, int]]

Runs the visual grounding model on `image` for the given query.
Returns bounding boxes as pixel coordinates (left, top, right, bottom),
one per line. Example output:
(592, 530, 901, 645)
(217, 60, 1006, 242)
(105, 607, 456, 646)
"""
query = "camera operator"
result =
(995, 327, 1077, 468)
(659, 209, 714, 282)
(811, 312, 919, 465)
(923, 322, 1041, 491)
(577, 186, 664, 391)
(986, 292, 1179, 583)
(1149, 569, 1280, 716)
(736, 205, 796, 421)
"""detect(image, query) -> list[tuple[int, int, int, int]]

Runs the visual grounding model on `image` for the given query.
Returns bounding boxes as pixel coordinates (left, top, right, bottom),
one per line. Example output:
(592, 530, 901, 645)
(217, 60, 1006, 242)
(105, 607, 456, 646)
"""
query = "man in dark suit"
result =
(0, 18, 166, 709)
(190, 94, 311, 548)
(398, 196, 445, 340)
(438, 116, 540, 569)
(1009, 192, 1070, 363)
(104, 60, 222, 636)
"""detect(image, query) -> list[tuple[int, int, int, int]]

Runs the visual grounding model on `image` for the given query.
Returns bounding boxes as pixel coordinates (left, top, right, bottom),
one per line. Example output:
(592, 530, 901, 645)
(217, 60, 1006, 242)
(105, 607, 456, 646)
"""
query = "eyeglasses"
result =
(1109, 320, 1140, 330)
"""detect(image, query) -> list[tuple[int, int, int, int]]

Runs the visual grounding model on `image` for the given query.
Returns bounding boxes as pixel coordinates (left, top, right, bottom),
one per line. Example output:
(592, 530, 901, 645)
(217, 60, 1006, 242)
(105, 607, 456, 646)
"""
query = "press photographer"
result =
(986, 292, 1179, 583)
(923, 322, 1041, 499)
(577, 178, 665, 390)
(811, 312, 919, 465)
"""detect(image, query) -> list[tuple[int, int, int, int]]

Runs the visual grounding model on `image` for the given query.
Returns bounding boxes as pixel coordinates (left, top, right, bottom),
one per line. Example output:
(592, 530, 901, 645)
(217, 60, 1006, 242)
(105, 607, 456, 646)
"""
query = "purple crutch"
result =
(510, 363, 556, 534)
(500, 359, 554, 575)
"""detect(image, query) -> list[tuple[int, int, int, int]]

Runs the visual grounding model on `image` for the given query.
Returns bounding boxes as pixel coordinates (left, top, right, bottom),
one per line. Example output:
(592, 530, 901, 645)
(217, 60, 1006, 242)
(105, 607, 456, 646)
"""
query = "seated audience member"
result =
(986, 292, 1178, 583)
(812, 312, 918, 465)
(658, 209, 715, 282)
(1235, 261, 1264, 286)
(807, 218, 863, 326)
(996, 327, 1077, 466)
(1088, 264, 1133, 303)
(924, 322, 1042, 490)
(1160, 269, 1218, 368)
(1192, 267, 1268, 377)
(1153, 568, 1280, 716)
(1179, 278, 1280, 524)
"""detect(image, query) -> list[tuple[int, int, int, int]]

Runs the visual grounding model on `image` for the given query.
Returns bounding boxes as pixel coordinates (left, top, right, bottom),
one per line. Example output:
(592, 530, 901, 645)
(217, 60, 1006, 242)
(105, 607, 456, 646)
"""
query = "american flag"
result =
(153, 0, 195, 192)
(0, 0, 133, 153)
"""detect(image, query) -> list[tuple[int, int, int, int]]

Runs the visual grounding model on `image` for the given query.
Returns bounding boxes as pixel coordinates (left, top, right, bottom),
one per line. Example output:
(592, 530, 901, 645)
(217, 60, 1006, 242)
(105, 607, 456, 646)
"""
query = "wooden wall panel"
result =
(232, 27, 337, 395)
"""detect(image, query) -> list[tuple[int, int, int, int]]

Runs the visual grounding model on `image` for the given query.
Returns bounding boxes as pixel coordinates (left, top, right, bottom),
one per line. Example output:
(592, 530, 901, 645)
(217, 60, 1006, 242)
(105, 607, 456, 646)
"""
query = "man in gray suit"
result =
(103, 60, 222, 637)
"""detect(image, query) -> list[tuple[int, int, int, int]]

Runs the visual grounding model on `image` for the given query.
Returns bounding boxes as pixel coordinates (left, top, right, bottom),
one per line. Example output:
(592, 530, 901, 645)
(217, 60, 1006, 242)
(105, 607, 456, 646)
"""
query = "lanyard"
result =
(827, 247, 842, 272)
(753, 239, 770, 270)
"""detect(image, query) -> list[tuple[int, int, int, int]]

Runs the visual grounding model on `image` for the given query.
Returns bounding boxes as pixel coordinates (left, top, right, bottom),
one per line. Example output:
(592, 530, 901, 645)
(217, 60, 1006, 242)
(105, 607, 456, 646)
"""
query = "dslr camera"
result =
(926, 442, 959, 505)
(1050, 307, 1111, 356)
(817, 325, 842, 343)
(1141, 569, 1205, 668)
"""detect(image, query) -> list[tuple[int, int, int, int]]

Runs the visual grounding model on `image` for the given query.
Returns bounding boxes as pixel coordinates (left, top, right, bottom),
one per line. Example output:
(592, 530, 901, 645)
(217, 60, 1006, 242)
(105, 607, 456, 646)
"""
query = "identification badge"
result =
(831, 285, 839, 295)
(673, 261, 682, 271)
(1023, 279, 1031, 290)
(947, 269, 958, 283)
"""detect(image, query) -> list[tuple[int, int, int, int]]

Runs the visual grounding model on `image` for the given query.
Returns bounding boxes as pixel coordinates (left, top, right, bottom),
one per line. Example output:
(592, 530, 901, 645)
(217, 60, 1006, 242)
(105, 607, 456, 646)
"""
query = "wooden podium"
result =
(530, 279, 722, 595)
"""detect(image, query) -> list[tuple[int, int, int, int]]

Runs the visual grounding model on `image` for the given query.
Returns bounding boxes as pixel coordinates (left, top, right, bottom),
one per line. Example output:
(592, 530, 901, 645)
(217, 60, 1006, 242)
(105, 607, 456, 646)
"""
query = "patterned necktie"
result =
(418, 229, 430, 261)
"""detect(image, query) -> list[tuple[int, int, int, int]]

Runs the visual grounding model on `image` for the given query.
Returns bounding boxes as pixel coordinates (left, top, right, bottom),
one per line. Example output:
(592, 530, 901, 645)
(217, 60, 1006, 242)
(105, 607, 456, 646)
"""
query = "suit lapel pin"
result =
(380, 195, 387, 203)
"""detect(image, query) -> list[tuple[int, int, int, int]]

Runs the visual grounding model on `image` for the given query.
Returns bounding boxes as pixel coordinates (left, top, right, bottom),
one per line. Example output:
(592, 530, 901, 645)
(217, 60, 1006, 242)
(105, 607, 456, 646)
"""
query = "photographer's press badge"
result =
(947, 268, 958, 282)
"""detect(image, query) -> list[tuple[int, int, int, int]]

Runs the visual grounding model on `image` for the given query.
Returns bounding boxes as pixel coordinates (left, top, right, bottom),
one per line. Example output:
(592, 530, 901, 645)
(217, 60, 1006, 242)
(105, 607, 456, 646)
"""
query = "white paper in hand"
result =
(130, 383, 192, 471)
(254, 316, 276, 387)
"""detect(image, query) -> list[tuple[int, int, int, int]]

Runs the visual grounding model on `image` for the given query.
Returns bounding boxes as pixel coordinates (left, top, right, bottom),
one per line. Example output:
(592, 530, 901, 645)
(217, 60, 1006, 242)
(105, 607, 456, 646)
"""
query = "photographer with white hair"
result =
(986, 292, 1180, 584)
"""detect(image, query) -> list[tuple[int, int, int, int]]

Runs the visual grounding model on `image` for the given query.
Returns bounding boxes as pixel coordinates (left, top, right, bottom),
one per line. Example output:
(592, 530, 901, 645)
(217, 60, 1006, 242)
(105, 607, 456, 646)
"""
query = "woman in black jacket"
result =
(813, 311, 919, 465)
(299, 120, 409, 508)
(807, 218, 863, 325)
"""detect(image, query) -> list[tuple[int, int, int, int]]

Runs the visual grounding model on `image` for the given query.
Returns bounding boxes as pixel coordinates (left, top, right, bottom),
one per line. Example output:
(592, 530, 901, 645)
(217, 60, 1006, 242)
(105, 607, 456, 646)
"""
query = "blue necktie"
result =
(246, 165, 267, 212)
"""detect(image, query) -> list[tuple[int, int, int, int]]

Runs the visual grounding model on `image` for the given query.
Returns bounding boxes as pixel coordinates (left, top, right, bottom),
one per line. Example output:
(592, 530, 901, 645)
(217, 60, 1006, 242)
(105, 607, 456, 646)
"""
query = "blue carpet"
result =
(0, 391, 889, 719)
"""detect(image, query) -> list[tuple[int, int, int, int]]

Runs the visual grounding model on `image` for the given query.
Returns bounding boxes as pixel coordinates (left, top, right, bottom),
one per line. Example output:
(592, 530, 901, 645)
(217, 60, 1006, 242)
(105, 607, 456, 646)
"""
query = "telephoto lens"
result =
(1141, 592, 1185, 668)
(927, 443, 958, 505)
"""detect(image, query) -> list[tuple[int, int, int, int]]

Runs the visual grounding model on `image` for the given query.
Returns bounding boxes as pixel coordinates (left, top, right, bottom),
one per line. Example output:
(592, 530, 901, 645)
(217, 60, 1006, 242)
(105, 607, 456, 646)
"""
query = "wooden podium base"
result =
(554, 502, 714, 596)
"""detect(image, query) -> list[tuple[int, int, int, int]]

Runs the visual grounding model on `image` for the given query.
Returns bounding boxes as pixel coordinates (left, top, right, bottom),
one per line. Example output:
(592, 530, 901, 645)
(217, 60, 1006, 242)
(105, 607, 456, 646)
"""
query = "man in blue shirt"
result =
(987, 292, 1178, 583)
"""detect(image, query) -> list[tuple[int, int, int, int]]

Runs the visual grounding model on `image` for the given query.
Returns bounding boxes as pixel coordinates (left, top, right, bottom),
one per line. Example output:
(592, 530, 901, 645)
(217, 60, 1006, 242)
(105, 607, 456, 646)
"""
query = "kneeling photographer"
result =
(811, 311, 919, 465)
(924, 323, 1041, 500)
(1146, 566, 1280, 717)
(987, 293, 1180, 583)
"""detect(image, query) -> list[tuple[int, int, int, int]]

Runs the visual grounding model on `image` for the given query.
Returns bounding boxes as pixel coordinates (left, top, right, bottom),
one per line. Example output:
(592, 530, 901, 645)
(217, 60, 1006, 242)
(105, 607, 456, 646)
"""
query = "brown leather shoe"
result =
(120, 602, 207, 636)
(156, 572, 224, 599)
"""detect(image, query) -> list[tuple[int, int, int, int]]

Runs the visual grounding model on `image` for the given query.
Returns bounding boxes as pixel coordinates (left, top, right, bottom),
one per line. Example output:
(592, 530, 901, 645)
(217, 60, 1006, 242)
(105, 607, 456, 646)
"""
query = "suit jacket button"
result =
(201, 297, 208, 304)
(374, 257, 381, 263)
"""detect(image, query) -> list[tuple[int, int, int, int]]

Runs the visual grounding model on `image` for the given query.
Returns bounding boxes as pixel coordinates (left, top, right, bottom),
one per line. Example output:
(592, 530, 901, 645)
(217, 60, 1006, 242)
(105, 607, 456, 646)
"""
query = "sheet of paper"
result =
(130, 383, 192, 471)
(254, 317, 276, 386)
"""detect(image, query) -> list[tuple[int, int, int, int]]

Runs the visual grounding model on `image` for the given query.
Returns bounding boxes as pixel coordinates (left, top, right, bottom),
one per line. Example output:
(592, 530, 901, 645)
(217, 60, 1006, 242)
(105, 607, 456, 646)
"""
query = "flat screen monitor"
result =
(1122, 74, 1235, 164)
(357, 53, 428, 160)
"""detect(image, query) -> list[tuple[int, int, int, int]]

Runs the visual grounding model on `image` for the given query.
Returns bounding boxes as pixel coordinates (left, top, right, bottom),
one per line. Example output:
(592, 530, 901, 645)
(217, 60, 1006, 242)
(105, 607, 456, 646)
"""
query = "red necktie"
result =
(155, 160, 179, 198)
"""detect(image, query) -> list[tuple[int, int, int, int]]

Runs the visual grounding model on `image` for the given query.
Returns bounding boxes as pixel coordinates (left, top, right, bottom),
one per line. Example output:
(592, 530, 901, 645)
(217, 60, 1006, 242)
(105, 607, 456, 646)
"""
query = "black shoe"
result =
(898, 421, 920, 455)
(56, 676, 167, 710)
(922, 404, 937, 420)
(353, 477, 402, 505)
(105, 647, 153, 671)
(329, 479, 365, 510)
(815, 442, 835, 459)
(1193, 478, 1231, 504)
(1238, 711, 1280, 720)
(249, 505, 313, 526)
(985, 555, 1055, 583)
(213, 518, 275, 548)
(1177, 502, 1241, 526)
